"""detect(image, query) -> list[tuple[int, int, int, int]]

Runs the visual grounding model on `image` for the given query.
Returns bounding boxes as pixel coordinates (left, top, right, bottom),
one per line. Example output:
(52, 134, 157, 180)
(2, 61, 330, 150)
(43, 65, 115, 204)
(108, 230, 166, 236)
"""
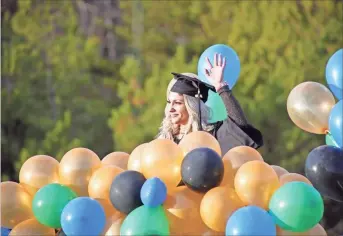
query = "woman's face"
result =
(166, 92, 189, 125)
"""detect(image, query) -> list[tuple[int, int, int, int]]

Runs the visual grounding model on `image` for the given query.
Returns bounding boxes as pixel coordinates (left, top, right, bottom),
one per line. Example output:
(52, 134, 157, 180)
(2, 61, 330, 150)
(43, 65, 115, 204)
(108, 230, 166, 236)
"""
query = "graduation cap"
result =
(170, 72, 216, 103)
(170, 72, 217, 131)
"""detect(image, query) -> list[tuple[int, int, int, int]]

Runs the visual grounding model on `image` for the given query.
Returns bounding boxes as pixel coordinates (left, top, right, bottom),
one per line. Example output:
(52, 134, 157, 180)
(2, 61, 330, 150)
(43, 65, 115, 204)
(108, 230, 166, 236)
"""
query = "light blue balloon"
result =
(61, 197, 106, 236)
(226, 206, 276, 236)
(326, 49, 343, 100)
(197, 44, 241, 89)
(329, 100, 343, 148)
(140, 177, 167, 207)
(197, 44, 240, 122)
(1, 227, 11, 236)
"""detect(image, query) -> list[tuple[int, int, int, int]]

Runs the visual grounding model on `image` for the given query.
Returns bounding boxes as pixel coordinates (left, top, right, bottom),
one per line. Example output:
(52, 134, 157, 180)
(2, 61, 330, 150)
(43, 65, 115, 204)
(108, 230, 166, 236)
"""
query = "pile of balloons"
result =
(1, 131, 328, 236)
(287, 48, 343, 203)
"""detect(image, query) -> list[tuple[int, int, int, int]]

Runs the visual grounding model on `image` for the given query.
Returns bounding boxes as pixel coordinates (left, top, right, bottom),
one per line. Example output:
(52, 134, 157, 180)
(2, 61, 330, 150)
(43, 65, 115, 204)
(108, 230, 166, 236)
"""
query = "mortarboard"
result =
(170, 72, 217, 131)
(170, 72, 216, 103)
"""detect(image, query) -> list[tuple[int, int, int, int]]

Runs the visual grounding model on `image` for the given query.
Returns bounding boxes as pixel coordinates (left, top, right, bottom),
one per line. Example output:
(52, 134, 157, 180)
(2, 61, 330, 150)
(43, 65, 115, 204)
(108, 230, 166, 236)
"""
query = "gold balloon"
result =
(1, 182, 33, 228)
(142, 139, 184, 190)
(223, 146, 264, 174)
(59, 147, 101, 196)
(19, 155, 59, 196)
(102, 151, 130, 169)
(165, 187, 207, 235)
(200, 187, 244, 232)
(164, 186, 203, 220)
(234, 161, 279, 210)
(9, 218, 55, 236)
(179, 131, 222, 156)
(95, 198, 122, 219)
(219, 158, 235, 187)
(287, 82, 335, 134)
(271, 165, 289, 179)
(102, 215, 124, 236)
(88, 166, 123, 200)
(280, 173, 312, 186)
(127, 143, 147, 173)
(277, 224, 326, 236)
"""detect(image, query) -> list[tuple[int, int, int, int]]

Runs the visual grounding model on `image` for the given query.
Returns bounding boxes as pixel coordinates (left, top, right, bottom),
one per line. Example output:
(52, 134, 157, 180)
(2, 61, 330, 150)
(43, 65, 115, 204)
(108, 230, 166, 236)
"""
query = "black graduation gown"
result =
(209, 86, 263, 154)
(174, 85, 263, 155)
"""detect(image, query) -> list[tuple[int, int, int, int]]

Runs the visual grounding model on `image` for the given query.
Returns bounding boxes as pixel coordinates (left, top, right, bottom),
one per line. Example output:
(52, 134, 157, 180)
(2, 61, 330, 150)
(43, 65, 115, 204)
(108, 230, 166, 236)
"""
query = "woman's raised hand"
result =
(204, 53, 227, 91)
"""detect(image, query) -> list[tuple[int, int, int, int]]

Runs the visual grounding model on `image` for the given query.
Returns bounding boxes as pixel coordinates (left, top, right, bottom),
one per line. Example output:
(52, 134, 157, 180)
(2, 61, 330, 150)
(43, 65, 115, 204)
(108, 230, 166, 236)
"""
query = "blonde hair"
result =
(156, 73, 215, 140)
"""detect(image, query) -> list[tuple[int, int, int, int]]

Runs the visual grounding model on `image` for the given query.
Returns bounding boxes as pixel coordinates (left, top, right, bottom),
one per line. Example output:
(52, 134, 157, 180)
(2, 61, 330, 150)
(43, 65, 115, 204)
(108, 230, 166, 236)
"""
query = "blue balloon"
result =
(197, 44, 241, 89)
(1, 227, 11, 236)
(61, 197, 106, 236)
(326, 49, 343, 100)
(226, 206, 276, 236)
(140, 177, 167, 207)
(329, 100, 343, 148)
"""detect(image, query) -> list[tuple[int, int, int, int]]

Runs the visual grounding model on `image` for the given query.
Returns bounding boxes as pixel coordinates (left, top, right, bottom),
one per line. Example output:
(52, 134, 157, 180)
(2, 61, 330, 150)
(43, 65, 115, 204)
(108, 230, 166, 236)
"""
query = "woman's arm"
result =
(216, 85, 249, 126)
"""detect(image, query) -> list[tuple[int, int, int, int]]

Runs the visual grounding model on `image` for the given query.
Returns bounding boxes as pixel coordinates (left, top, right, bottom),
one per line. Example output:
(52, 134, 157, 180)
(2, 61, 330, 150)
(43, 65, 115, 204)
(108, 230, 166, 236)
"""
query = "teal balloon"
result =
(325, 132, 339, 148)
(32, 183, 77, 228)
(120, 205, 169, 236)
(269, 182, 324, 232)
(206, 91, 227, 123)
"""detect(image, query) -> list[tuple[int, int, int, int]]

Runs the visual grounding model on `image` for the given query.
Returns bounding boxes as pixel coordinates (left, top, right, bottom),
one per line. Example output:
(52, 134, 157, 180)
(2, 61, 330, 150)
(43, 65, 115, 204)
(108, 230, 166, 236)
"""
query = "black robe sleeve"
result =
(212, 85, 263, 155)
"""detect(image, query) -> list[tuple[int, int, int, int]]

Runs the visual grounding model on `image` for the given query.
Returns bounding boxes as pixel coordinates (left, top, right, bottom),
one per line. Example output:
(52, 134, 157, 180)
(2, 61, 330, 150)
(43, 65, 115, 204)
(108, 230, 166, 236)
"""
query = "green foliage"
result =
(2, 0, 342, 182)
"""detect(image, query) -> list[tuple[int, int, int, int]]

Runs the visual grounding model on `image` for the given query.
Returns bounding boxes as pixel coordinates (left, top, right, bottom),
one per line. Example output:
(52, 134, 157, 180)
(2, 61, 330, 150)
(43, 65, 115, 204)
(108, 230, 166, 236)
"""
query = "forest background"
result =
(1, 0, 342, 234)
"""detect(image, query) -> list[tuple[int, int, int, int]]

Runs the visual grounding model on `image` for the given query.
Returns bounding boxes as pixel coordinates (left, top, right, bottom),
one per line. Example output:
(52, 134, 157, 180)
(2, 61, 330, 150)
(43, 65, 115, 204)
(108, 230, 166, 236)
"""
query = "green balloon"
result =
(325, 132, 339, 148)
(269, 181, 324, 232)
(32, 183, 77, 228)
(120, 205, 169, 235)
(206, 91, 227, 123)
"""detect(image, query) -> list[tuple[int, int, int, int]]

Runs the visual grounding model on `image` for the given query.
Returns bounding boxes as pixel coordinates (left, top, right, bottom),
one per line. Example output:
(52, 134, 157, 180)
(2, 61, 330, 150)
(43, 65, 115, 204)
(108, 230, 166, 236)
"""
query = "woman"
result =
(156, 54, 263, 155)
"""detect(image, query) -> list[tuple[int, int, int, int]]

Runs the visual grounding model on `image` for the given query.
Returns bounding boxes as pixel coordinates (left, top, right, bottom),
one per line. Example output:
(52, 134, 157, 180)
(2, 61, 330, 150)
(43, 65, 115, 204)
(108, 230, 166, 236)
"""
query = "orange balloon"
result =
(277, 224, 326, 236)
(219, 158, 235, 187)
(88, 166, 123, 200)
(271, 165, 289, 179)
(102, 215, 124, 236)
(200, 187, 244, 232)
(164, 186, 206, 234)
(9, 218, 55, 236)
(234, 161, 279, 209)
(19, 155, 59, 196)
(141, 139, 184, 189)
(102, 152, 130, 169)
(95, 198, 122, 219)
(179, 131, 222, 156)
(287, 82, 335, 134)
(1, 182, 33, 228)
(59, 147, 101, 196)
(223, 146, 264, 174)
(280, 173, 312, 186)
(307, 224, 327, 236)
(127, 143, 147, 173)
(164, 186, 202, 220)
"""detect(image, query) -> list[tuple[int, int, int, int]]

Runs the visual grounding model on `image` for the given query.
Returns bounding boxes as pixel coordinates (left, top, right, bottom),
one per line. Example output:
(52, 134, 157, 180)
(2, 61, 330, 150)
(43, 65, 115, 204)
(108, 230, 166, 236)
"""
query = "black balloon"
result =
(109, 170, 146, 214)
(305, 145, 343, 202)
(181, 147, 224, 193)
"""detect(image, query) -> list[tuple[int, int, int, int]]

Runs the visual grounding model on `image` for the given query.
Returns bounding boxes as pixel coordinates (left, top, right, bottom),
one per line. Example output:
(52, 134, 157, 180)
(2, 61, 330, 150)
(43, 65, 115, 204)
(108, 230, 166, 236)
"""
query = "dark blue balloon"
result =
(61, 197, 106, 236)
(140, 177, 167, 207)
(1, 227, 11, 236)
(326, 49, 342, 100)
(305, 145, 343, 202)
(226, 206, 276, 236)
(329, 100, 342, 148)
(197, 44, 241, 89)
